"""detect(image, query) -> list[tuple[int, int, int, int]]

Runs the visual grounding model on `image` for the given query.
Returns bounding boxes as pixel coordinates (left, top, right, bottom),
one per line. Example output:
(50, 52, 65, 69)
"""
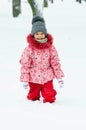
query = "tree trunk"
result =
(44, 0, 48, 7)
(27, 0, 44, 16)
(49, 0, 53, 3)
(12, 0, 21, 17)
(76, 0, 82, 3)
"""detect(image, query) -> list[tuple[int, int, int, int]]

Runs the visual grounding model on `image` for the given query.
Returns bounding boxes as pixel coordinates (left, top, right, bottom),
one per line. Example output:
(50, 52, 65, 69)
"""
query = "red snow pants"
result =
(27, 80, 57, 103)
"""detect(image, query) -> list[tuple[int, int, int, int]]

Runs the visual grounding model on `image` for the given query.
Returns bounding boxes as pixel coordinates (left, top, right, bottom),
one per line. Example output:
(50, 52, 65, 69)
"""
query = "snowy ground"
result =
(0, 0, 86, 130)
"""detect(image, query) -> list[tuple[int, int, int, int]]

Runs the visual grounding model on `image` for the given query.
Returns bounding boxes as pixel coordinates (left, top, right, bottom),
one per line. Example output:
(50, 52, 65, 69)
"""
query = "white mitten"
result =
(23, 82, 28, 89)
(58, 79, 64, 88)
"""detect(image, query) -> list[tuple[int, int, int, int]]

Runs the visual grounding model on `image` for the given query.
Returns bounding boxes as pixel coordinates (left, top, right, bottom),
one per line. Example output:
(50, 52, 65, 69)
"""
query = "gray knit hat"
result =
(31, 16, 47, 36)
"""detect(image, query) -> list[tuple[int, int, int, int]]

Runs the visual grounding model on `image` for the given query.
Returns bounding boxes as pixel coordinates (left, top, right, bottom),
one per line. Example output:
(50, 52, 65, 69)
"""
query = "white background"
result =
(0, 0, 86, 130)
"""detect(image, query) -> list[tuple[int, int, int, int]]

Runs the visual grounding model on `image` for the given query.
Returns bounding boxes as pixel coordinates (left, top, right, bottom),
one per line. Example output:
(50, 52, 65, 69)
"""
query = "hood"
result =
(27, 34, 53, 49)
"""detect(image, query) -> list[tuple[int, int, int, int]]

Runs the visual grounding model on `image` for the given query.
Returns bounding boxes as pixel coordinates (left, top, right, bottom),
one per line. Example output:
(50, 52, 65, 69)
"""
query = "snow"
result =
(0, 0, 86, 130)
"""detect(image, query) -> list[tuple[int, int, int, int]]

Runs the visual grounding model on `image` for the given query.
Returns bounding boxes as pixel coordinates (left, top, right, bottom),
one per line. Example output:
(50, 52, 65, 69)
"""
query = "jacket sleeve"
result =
(49, 46, 64, 79)
(19, 47, 31, 82)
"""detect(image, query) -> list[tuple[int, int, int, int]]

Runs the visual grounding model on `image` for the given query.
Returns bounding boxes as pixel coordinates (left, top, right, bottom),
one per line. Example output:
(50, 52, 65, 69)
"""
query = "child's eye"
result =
(41, 32, 44, 35)
(35, 33, 38, 35)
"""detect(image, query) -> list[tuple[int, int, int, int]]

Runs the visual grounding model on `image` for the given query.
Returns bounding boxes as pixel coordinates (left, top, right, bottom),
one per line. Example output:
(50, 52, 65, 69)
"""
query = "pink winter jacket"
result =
(20, 34, 64, 84)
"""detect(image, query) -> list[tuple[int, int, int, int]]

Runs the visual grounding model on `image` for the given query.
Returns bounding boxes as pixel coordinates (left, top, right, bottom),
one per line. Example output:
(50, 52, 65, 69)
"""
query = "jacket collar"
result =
(27, 34, 53, 49)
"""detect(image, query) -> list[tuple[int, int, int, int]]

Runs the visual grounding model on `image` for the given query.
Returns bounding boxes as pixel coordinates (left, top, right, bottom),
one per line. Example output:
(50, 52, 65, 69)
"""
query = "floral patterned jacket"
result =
(20, 34, 64, 84)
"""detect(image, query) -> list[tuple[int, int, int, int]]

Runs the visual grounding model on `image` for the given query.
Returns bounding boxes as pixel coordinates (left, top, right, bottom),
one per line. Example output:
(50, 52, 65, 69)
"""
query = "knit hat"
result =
(31, 16, 47, 36)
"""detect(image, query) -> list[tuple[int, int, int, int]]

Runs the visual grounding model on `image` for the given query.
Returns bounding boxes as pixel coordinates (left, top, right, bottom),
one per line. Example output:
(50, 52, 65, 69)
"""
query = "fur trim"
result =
(27, 34, 53, 49)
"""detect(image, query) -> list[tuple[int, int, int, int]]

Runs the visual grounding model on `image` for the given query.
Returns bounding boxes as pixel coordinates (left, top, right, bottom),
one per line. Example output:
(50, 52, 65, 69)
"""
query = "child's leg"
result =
(27, 82, 41, 101)
(41, 80, 57, 103)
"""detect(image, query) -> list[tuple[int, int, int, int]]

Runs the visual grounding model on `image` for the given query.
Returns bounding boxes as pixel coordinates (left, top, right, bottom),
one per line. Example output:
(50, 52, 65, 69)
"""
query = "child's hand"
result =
(58, 79, 64, 88)
(23, 82, 28, 89)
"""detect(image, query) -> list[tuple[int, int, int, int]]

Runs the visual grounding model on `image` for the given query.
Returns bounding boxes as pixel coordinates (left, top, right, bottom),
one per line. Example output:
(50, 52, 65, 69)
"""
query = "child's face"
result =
(34, 32, 46, 40)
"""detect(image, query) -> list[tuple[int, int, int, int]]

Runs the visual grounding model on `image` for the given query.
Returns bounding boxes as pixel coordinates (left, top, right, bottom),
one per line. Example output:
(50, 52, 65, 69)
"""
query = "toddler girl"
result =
(20, 16, 64, 103)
